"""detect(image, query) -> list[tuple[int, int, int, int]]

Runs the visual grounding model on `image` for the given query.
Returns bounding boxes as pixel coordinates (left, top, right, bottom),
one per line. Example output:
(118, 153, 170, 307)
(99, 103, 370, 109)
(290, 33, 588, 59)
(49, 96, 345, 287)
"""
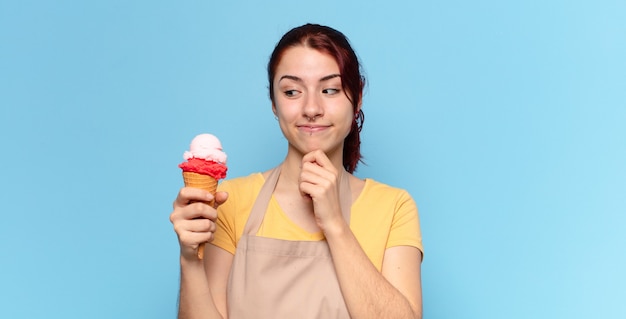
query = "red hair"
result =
(268, 24, 365, 173)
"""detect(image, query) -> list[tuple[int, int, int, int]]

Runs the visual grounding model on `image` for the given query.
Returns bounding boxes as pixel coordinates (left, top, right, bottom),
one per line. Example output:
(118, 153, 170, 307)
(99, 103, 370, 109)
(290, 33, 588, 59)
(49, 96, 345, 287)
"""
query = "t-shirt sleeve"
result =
(210, 179, 237, 255)
(386, 189, 423, 255)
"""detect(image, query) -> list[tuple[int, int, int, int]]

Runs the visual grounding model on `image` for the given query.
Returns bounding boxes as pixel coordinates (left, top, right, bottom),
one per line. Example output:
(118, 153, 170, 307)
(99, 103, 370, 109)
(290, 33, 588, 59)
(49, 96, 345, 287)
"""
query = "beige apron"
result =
(227, 166, 352, 319)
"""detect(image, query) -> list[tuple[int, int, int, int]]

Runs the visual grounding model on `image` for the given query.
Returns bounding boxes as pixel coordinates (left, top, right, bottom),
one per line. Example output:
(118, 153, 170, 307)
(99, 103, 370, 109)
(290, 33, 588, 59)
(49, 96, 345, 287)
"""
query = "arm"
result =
(177, 245, 233, 319)
(325, 224, 423, 319)
(300, 151, 422, 319)
(170, 189, 232, 319)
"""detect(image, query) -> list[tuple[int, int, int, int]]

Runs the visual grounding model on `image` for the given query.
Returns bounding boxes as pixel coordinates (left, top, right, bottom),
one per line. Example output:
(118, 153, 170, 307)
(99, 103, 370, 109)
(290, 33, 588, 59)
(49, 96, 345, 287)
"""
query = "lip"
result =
(297, 124, 330, 134)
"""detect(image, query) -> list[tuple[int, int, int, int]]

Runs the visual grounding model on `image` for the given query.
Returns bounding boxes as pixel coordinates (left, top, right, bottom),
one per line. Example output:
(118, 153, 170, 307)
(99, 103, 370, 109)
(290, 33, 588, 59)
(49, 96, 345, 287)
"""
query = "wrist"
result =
(322, 215, 350, 240)
(180, 252, 204, 269)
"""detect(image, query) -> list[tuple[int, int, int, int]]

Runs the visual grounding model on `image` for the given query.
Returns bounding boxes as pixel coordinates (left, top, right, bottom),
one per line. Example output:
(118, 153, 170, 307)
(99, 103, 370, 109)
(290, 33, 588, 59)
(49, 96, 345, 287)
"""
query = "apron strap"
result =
(242, 166, 281, 235)
(242, 165, 352, 236)
(338, 170, 352, 225)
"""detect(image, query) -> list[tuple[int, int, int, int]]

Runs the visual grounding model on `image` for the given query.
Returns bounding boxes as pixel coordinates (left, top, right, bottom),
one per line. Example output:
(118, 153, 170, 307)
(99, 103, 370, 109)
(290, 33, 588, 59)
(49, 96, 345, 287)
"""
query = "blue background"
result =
(1, 1, 624, 318)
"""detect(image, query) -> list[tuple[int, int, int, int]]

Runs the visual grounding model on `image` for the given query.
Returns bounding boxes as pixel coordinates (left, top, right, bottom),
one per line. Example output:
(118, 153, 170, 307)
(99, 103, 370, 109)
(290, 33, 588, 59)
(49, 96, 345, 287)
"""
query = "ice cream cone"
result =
(182, 172, 218, 204)
(179, 133, 228, 260)
(182, 171, 218, 259)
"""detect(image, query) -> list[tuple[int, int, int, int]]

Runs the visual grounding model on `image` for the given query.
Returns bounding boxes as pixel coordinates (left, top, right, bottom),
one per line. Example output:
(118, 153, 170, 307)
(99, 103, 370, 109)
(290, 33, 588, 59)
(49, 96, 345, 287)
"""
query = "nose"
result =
(303, 92, 323, 121)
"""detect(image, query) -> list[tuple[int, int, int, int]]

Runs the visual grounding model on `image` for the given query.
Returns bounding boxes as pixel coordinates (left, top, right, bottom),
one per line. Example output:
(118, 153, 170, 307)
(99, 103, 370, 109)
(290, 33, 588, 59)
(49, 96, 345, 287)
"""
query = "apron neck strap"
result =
(243, 164, 352, 235)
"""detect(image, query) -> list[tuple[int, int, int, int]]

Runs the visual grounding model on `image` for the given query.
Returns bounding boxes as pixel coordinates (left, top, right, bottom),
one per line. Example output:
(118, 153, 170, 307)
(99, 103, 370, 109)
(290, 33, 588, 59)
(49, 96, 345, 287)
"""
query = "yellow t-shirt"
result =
(211, 173, 423, 271)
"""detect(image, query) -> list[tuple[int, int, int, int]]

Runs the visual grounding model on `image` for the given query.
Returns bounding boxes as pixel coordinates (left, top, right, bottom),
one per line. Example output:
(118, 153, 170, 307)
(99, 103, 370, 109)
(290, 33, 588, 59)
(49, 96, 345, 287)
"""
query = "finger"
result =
(298, 181, 316, 199)
(174, 187, 214, 208)
(214, 191, 229, 206)
(301, 161, 327, 176)
(299, 167, 321, 188)
(302, 150, 337, 172)
(175, 218, 216, 233)
(299, 173, 329, 199)
(178, 230, 214, 248)
(301, 162, 336, 186)
(179, 202, 218, 221)
(170, 201, 217, 226)
(302, 150, 333, 168)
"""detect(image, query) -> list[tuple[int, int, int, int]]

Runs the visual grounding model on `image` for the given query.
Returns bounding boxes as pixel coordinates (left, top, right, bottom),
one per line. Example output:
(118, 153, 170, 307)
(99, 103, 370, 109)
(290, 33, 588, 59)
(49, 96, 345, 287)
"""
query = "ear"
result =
(272, 102, 277, 116)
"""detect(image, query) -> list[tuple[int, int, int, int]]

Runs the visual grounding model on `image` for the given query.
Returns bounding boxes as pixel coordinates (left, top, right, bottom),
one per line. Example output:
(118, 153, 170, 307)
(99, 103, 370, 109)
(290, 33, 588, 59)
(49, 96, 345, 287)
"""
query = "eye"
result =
(322, 88, 340, 95)
(284, 90, 300, 97)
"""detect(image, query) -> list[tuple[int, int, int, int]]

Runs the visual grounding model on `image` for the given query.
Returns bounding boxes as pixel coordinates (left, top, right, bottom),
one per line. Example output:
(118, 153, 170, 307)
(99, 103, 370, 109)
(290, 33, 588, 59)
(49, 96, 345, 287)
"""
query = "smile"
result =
(297, 125, 330, 134)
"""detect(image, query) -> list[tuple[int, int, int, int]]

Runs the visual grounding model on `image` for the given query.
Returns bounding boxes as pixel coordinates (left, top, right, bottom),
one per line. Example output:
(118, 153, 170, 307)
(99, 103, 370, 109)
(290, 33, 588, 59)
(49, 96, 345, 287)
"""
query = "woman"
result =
(170, 23, 423, 319)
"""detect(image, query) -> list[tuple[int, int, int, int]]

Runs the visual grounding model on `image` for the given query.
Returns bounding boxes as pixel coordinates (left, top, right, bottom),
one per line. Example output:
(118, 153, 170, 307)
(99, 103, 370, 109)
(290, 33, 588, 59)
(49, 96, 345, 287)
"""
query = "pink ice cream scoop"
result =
(183, 133, 227, 164)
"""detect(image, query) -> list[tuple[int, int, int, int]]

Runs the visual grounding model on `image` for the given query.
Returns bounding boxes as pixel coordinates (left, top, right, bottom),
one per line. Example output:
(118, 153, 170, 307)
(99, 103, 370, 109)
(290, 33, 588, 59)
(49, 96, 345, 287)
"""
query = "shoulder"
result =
(218, 172, 265, 193)
(353, 178, 418, 221)
(360, 179, 414, 204)
(217, 172, 265, 214)
(349, 178, 422, 268)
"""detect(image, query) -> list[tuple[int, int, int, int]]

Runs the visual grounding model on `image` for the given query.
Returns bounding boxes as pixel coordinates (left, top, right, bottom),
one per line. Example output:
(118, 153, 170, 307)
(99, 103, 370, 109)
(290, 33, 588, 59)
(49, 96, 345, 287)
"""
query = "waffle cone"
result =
(182, 171, 219, 260)
(182, 171, 218, 204)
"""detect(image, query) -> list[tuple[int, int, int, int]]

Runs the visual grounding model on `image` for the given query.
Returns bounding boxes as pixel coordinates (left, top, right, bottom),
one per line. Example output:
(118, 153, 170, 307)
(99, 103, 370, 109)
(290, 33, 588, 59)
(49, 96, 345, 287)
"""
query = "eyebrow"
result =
(278, 74, 341, 83)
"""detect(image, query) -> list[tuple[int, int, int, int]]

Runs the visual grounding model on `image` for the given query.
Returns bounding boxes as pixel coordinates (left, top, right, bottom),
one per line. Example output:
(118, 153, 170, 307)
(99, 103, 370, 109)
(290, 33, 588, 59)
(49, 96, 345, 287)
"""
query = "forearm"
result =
(178, 257, 223, 319)
(325, 224, 421, 319)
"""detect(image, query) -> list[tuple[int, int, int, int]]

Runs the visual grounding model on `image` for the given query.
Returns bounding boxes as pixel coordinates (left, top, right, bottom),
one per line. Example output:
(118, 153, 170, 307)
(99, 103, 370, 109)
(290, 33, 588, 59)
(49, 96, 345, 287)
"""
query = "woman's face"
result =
(272, 46, 355, 158)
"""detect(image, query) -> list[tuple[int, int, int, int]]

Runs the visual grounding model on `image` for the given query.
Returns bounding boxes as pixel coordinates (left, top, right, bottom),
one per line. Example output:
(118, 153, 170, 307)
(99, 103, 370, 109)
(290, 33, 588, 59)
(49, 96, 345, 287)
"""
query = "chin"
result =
(290, 140, 343, 157)
(292, 144, 323, 155)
